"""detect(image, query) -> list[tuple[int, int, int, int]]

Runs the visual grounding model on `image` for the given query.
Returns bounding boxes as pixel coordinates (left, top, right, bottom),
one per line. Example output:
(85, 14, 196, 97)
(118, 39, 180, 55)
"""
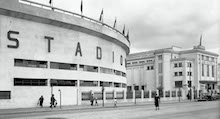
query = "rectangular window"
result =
(147, 66, 150, 70)
(187, 62, 192, 67)
(175, 81, 182, 88)
(159, 63, 163, 73)
(159, 76, 163, 87)
(80, 80, 98, 87)
(132, 62, 137, 64)
(0, 91, 11, 99)
(50, 79, 77, 86)
(114, 83, 121, 87)
(50, 62, 77, 70)
(151, 66, 154, 70)
(127, 86, 132, 92)
(122, 72, 126, 77)
(202, 55, 204, 60)
(79, 65, 98, 72)
(212, 66, 214, 77)
(179, 72, 183, 76)
(207, 65, 209, 77)
(174, 63, 178, 68)
(14, 59, 47, 68)
(179, 63, 183, 67)
(206, 56, 209, 61)
(174, 72, 178, 76)
(134, 86, 139, 90)
(100, 81, 111, 87)
(122, 83, 126, 88)
(115, 70, 122, 76)
(188, 81, 191, 87)
(211, 57, 214, 62)
(100, 67, 113, 74)
(14, 78, 47, 86)
(139, 61, 145, 63)
(187, 72, 192, 76)
(202, 64, 204, 76)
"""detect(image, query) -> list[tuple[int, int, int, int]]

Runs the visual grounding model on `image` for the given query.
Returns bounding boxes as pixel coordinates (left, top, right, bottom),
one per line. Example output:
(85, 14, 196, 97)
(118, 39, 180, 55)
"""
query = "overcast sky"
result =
(31, 0, 220, 59)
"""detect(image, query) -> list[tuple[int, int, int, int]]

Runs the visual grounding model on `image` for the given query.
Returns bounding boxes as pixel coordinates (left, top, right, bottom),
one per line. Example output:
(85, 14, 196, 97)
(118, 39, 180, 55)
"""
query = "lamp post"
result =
(102, 86, 104, 107)
(58, 89, 61, 109)
(133, 84, 136, 104)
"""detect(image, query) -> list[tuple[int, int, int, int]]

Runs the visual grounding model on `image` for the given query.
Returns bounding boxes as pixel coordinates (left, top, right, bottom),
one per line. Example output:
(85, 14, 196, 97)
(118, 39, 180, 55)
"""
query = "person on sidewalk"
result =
(50, 94, 56, 108)
(90, 94, 94, 106)
(154, 94, 160, 110)
(113, 98, 117, 108)
(38, 95, 44, 108)
(95, 97, 98, 106)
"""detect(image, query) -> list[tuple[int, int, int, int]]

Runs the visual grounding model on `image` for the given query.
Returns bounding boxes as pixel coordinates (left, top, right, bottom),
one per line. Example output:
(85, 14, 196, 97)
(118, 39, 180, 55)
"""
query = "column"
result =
(123, 90, 126, 101)
(141, 90, 144, 101)
(133, 90, 135, 102)
(149, 90, 152, 99)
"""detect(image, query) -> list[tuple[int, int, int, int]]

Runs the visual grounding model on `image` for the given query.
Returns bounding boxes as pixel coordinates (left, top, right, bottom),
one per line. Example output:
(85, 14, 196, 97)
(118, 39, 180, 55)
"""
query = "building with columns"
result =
(126, 43, 219, 97)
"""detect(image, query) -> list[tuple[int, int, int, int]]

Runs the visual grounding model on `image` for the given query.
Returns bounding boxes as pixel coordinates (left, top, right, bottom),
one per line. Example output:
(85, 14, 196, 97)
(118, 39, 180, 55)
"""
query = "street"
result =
(1, 101, 219, 119)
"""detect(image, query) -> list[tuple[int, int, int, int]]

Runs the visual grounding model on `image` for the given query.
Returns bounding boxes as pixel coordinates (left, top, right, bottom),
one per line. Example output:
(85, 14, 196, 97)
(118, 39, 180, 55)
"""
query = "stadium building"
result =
(0, 0, 130, 108)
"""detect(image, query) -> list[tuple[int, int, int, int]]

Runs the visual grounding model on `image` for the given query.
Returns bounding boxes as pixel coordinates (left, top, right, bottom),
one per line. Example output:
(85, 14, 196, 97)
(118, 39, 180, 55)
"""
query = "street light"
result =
(102, 85, 105, 107)
(133, 84, 136, 104)
(58, 89, 61, 109)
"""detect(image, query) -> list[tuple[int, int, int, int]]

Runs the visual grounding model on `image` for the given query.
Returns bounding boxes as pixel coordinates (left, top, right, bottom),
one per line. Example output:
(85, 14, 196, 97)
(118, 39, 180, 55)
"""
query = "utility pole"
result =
(102, 86, 104, 106)
(58, 89, 61, 109)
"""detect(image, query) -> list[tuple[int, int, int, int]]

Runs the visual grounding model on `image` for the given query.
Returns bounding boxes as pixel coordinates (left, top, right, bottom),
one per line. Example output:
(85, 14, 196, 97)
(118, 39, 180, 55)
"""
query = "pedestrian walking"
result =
(38, 95, 44, 108)
(154, 94, 160, 110)
(95, 97, 98, 106)
(113, 98, 117, 108)
(90, 94, 94, 106)
(50, 94, 56, 108)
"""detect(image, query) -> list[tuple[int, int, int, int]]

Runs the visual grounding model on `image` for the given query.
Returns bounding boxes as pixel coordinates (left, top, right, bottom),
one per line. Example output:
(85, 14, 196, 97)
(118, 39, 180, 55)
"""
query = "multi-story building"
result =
(0, 0, 129, 109)
(126, 43, 219, 97)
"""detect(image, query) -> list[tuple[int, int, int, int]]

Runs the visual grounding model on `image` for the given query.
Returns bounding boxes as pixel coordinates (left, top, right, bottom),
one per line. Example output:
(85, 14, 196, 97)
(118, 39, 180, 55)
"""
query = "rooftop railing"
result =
(18, 0, 130, 44)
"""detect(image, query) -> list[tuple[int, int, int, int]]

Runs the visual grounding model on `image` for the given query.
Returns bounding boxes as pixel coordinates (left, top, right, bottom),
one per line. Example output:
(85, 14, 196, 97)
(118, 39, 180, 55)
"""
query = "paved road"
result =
(1, 101, 220, 119)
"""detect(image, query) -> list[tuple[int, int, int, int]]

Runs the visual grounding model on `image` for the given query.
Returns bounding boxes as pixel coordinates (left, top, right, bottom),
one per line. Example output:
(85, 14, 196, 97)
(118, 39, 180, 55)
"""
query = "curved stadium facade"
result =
(0, 0, 130, 108)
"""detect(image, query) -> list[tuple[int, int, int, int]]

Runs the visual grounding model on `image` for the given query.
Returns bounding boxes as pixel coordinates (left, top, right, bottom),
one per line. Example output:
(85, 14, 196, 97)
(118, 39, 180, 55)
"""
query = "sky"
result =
(30, 0, 220, 60)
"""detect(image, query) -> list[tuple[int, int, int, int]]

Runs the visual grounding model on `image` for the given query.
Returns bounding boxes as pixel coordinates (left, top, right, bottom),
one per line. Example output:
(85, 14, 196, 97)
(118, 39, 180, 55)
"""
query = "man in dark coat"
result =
(50, 94, 56, 108)
(154, 94, 160, 110)
(38, 95, 44, 107)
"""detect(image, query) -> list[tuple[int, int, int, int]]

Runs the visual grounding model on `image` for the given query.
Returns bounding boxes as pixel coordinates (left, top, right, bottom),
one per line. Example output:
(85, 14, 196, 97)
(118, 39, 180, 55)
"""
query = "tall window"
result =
(179, 63, 183, 67)
(202, 64, 204, 76)
(159, 63, 163, 73)
(187, 62, 192, 67)
(212, 66, 214, 77)
(207, 65, 209, 77)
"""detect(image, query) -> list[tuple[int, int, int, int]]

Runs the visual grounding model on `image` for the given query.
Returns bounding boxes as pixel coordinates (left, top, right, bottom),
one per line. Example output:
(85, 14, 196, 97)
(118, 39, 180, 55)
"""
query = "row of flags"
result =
(49, 0, 129, 40)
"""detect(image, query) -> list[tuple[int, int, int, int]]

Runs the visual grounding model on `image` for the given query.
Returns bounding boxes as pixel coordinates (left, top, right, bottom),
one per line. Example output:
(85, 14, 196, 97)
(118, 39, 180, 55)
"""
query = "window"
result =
(202, 64, 204, 76)
(50, 79, 77, 86)
(179, 72, 183, 76)
(115, 70, 122, 76)
(0, 91, 11, 99)
(174, 63, 178, 68)
(14, 78, 47, 86)
(100, 81, 111, 87)
(50, 62, 77, 70)
(159, 76, 163, 87)
(174, 72, 178, 76)
(187, 62, 192, 67)
(114, 83, 121, 87)
(141, 85, 145, 90)
(122, 72, 126, 77)
(159, 63, 163, 73)
(207, 65, 209, 77)
(139, 61, 145, 63)
(212, 66, 214, 77)
(188, 81, 191, 87)
(122, 83, 126, 88)
(175, 81, 182, 88)
(158, 55, 162, 60)
(147, 66, 150, 70)
(80, 80, 98, 87)
(151, 66, 154, 70)
(211, 57, 214, 62)
(14, 59, 47, 68)
(134, 86, 139, 90)
(79, 65, 98, 72)
(100, 67, 113, 74)
(187, 72, 192, 76)
(132, 62, 137, 64)
(179, 63, 183, 67)
(202, 55, 204, 60)
(127, 86, 132, 92)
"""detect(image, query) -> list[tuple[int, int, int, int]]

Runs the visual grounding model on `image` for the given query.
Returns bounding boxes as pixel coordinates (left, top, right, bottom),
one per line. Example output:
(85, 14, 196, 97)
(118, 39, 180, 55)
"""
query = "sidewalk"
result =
(0, 100, 192, 115)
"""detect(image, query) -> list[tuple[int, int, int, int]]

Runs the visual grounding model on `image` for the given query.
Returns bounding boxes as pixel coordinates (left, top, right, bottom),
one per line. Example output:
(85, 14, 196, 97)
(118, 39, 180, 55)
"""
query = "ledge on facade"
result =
(170, 57, 195, 62)
(199, 80, 217, 84)
(180, 49, 219, 57)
